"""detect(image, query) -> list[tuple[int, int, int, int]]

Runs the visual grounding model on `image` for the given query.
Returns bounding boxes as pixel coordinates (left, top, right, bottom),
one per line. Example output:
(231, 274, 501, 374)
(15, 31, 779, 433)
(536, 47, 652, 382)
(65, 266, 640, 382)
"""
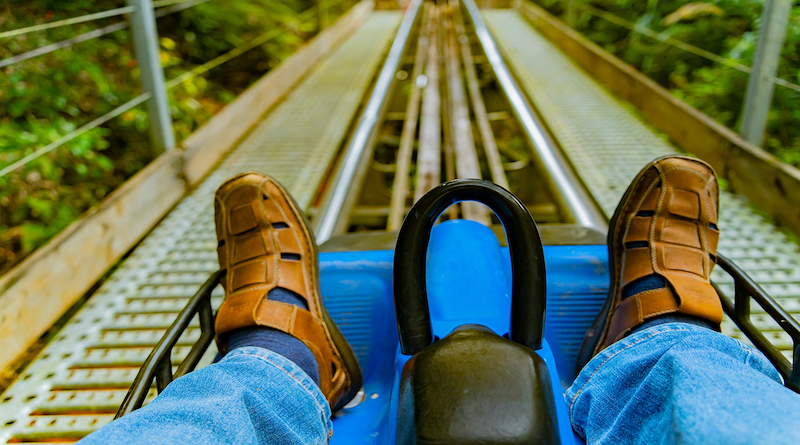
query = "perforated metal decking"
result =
(484, 10, 800, 358)
(0, 12, 401, 444)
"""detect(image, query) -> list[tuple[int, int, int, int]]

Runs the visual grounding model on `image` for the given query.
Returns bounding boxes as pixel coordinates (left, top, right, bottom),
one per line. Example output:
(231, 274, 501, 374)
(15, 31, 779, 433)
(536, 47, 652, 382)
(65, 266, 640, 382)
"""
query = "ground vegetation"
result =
(534, 0, 799, 162)
(0, 0, 329, 275)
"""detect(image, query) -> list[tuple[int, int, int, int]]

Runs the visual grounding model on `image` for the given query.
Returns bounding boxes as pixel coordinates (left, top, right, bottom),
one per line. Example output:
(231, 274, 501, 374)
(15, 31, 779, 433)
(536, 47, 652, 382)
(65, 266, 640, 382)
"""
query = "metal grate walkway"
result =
(484, 9, 800, 357)
(0, 11, 401, 444)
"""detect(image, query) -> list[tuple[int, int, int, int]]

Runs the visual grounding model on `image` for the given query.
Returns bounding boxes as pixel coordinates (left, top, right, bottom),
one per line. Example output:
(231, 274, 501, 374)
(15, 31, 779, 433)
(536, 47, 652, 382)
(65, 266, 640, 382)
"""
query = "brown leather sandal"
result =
(213, 172, 362, 410)
(576, 155, 724, 371)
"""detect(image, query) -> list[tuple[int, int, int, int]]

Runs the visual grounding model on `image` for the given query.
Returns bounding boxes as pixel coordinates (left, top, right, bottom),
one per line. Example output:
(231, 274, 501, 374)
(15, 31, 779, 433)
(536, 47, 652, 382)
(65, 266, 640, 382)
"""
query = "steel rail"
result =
(461, 0, 607, 232)
(452, 1, 508, 191)
(314, 0, 423, 243)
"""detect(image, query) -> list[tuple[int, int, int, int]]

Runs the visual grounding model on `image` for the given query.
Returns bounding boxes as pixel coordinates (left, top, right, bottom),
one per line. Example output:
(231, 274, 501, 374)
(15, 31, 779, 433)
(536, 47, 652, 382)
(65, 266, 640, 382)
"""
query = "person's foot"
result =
(213, 172, 362, 410)
(576, 155, 724, 371)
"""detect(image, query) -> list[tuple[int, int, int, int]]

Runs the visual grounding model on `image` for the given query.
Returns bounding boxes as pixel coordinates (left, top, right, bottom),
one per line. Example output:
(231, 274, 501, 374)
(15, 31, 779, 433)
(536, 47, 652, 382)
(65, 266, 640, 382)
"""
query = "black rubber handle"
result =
(393, 179, 547, 355)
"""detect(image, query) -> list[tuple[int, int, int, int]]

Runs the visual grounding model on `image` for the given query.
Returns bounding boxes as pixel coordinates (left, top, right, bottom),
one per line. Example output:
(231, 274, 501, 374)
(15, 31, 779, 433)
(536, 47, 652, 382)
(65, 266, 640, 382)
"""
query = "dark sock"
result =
(623, 275, 716, 334)
(221, 288, 320, 385)
(623, 275, 666, 299)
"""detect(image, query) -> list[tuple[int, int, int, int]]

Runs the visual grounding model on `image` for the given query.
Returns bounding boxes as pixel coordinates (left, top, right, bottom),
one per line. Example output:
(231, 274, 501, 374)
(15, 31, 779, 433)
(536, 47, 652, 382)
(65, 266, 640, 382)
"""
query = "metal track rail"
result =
(313, 0, 423, 243)
(461, 0, 607, 234)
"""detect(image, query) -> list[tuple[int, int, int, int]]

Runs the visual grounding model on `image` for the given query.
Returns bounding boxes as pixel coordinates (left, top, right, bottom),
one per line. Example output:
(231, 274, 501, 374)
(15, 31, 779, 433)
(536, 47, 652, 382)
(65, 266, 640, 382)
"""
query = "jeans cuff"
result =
(566, 322, 698, 436)
(596, 322, 706, 361)
(223, 346, 333, 434)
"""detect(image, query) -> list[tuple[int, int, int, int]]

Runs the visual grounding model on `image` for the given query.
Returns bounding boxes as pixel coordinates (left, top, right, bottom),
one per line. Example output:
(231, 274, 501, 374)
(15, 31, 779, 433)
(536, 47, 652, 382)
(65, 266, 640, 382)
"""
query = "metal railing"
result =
(0, 0, 354, 179)
(553, 0, 799, 148)
(715, 254, 800, 393)
(115, 271, 221, 419)
(463, 0, 608, 233)
(314, 0, 423, 243)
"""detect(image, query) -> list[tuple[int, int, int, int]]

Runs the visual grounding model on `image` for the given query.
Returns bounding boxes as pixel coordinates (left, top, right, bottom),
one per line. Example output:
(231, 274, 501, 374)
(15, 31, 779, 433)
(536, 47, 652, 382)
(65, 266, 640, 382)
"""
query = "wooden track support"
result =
(443, 5, 491, 225)
(388, 5, 432, 231)
(415, 6, 443, 202)
(453, 0, 508, 191)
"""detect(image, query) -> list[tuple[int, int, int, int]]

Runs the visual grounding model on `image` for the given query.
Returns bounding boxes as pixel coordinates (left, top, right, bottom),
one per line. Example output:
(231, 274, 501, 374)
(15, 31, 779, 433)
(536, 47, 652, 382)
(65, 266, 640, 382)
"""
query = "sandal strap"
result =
(253, 299, 345, 400)
(605, 288, 678, 344)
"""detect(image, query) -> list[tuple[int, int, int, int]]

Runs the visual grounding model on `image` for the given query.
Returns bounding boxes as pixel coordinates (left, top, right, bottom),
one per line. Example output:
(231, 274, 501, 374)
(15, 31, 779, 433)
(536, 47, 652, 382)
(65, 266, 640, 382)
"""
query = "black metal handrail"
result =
(393, 179, 547, 355)
(115, 271, 220, 419)
(714, 254, 800, 393)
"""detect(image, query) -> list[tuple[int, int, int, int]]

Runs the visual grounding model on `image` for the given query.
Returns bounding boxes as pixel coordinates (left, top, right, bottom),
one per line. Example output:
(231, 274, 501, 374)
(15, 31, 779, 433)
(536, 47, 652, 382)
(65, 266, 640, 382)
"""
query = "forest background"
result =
(0, 0, 329, 275)
(1, 0, 799, 276)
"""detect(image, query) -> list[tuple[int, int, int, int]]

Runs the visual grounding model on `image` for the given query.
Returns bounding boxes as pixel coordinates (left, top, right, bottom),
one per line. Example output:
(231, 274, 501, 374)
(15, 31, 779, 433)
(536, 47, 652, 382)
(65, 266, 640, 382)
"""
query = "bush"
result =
(534, 0, 800, 164)
(0, 0, 331, 275)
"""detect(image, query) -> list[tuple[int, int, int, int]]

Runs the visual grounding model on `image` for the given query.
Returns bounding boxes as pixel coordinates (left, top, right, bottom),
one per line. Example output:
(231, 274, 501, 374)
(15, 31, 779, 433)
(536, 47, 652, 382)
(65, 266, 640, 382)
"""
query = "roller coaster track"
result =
(0, 1, 799, 442)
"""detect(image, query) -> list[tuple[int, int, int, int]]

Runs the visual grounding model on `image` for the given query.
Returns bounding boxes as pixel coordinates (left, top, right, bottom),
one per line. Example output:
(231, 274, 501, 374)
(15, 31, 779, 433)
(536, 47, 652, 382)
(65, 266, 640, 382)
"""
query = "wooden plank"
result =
(454, 1, 508, 190)
(514, 0, 800, 237)
(415, 6, 442, 201)
(388, 4, 431, 231)
(181, 0, 374, 185)
(0, 5, 374, 370)
(438, 6, 459, 221)
(443, 6, 490, 225)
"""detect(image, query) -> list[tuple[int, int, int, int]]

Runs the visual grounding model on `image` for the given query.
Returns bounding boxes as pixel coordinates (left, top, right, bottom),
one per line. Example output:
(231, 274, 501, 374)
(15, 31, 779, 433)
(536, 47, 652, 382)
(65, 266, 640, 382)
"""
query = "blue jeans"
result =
(82, 324, 800, 444)
(567, 322, 800, 444)
(80, 347, 331, 445)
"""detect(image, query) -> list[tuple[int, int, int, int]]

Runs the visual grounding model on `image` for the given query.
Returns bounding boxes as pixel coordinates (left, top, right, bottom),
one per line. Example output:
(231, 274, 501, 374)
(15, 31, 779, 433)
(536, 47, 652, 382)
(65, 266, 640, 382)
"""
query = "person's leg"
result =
(572, 155, 800, 444)
(81, 347, 331, 444)
(80, 173, 362, 444)
(568, 323, 800, 444)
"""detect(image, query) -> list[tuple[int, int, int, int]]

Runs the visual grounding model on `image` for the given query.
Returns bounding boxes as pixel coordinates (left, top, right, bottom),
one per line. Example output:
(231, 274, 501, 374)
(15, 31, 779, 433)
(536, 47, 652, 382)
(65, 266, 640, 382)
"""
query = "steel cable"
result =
(0, 94, 151, 178)
(570, 1, 800, 94)
(0, 0, 203, 40)
(165, 2, 328, 90)
(0, 7, 135, 40)
(0, 1, 344, 178)
(0, 0, 208, 69)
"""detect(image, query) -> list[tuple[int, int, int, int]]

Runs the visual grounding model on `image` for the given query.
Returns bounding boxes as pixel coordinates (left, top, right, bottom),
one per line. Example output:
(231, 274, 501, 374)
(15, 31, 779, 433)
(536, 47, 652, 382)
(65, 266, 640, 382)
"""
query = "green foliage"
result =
(534, 0, 800, 164)
(0, 0, 343, 275)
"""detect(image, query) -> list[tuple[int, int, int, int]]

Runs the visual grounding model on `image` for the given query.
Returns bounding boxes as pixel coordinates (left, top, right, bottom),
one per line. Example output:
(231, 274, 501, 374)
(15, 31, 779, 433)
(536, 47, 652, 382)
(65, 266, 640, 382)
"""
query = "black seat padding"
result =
(397, 324, 562, 445)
